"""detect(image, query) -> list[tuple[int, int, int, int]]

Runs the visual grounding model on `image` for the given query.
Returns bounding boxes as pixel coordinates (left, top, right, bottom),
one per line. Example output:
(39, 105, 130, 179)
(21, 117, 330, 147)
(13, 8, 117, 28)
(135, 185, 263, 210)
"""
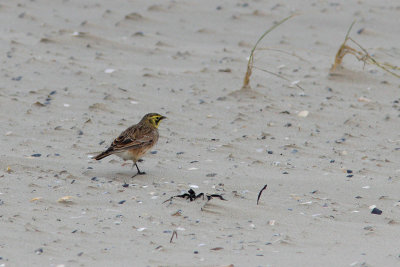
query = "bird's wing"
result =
(110, 135, 154, 152)
(108, 126, 155, 152)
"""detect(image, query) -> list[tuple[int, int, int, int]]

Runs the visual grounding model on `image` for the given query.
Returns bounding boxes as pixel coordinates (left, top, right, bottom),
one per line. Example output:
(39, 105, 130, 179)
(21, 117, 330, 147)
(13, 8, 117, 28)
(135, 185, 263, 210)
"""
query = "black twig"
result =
(257, 184, 268, 205)
(163, 189, 226, 204)
(170, 230, 178, 243)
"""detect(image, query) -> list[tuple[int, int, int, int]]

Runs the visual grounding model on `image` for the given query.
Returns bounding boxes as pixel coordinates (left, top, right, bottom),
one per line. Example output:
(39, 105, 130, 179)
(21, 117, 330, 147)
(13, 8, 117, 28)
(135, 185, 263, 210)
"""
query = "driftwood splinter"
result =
(257, 184, 268, 205)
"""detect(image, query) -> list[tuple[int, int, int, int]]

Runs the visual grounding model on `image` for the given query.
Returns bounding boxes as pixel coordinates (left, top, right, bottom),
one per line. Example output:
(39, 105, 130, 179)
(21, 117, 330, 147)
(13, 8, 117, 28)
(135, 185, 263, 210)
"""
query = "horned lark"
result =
(94, 113, 166, 177)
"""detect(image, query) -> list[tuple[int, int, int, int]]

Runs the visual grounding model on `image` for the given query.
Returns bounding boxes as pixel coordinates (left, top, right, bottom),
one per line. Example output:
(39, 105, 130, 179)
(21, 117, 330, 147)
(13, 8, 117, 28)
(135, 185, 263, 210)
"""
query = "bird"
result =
(94, 113, 166, 177)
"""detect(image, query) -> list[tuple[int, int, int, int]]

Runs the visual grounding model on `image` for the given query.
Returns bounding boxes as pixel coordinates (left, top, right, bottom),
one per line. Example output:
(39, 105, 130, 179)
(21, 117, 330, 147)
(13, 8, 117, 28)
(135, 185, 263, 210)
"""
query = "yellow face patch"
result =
(149, 114, 166, 128)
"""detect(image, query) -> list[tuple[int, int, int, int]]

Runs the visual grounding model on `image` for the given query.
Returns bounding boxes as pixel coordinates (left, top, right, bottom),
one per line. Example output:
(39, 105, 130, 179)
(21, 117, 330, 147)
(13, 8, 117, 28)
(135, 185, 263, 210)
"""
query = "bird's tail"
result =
(94, 150, 113, 160)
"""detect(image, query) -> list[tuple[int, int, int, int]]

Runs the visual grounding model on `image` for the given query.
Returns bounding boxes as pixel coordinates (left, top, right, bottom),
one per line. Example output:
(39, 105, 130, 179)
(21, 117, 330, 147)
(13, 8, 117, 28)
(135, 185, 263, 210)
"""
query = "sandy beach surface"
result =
(1, 0, 400, 266)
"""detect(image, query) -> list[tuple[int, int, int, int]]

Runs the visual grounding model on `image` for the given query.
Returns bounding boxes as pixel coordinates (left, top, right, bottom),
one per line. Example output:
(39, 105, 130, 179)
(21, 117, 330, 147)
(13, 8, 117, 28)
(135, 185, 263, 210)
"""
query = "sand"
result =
(1, 0, 400, 266)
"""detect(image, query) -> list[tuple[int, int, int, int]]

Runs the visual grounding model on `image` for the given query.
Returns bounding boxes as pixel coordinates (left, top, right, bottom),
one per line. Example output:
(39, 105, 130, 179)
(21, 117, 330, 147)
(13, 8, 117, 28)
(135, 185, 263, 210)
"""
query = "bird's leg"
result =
(132, 162, 146, 178)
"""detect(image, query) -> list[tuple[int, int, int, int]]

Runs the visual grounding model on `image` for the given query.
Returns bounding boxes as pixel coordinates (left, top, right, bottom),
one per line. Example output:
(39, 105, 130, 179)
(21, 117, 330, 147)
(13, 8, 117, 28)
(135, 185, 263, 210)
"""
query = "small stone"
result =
(35, 248, 43, 255)
(31, 153, 42, 157)
(335, 138, 346, 143)
(12, 76, 23, 81)
(133, 31, 144, 36)
(371, 208, 382, 215)
(104, 68, 115, 74)
(297, 110, 309, 117)
(118, 200, 126, 204)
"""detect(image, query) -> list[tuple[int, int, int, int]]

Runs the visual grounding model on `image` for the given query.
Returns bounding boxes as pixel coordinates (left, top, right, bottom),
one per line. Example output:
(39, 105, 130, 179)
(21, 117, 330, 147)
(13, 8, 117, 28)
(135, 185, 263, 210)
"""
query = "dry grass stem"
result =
(331, 21, 400, 78)
(242, 14, 295, 90)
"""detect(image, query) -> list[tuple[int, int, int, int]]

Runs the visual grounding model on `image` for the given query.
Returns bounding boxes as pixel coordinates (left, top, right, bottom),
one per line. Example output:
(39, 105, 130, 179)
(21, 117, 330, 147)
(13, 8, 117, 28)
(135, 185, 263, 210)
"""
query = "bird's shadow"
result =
(84, 165, 150, 184)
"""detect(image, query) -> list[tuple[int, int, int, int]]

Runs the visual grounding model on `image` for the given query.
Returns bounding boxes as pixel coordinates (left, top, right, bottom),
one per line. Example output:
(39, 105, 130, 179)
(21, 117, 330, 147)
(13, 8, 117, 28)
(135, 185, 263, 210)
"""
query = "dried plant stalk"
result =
(331, 21, 400, 78)
(242, 14, 295, 90)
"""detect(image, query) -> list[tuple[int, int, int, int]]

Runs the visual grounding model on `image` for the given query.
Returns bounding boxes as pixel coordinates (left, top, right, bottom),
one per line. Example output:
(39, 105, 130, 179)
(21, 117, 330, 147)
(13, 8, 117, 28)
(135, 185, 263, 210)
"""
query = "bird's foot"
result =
(131, 171, 146, 178)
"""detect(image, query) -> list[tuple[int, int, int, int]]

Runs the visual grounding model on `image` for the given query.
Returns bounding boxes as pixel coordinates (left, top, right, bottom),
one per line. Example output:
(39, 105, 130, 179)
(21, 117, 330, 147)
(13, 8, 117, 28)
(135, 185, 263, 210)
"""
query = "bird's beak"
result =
(160, 116, 167, 120)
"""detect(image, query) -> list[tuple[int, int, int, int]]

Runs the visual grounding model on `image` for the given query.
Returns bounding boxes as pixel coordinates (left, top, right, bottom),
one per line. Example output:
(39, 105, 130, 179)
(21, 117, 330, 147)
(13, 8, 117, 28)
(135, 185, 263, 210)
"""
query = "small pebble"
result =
(35, 248, 43, 255)
(371, 208, 382, 215)
(335, 138, 346, 143)
(104, 68, 115, 74)
(297, 110, 309, 117)
(31, 153, 41, 157)
(12, 76, 22, 81)
(118, 200, 126, 204)
(133, 31, 144, 36)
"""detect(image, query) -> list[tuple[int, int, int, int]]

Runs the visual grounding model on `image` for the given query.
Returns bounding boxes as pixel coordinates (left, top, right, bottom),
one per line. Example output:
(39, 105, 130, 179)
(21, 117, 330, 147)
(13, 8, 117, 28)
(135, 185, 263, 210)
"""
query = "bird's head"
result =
(142, 113, 167, 128)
